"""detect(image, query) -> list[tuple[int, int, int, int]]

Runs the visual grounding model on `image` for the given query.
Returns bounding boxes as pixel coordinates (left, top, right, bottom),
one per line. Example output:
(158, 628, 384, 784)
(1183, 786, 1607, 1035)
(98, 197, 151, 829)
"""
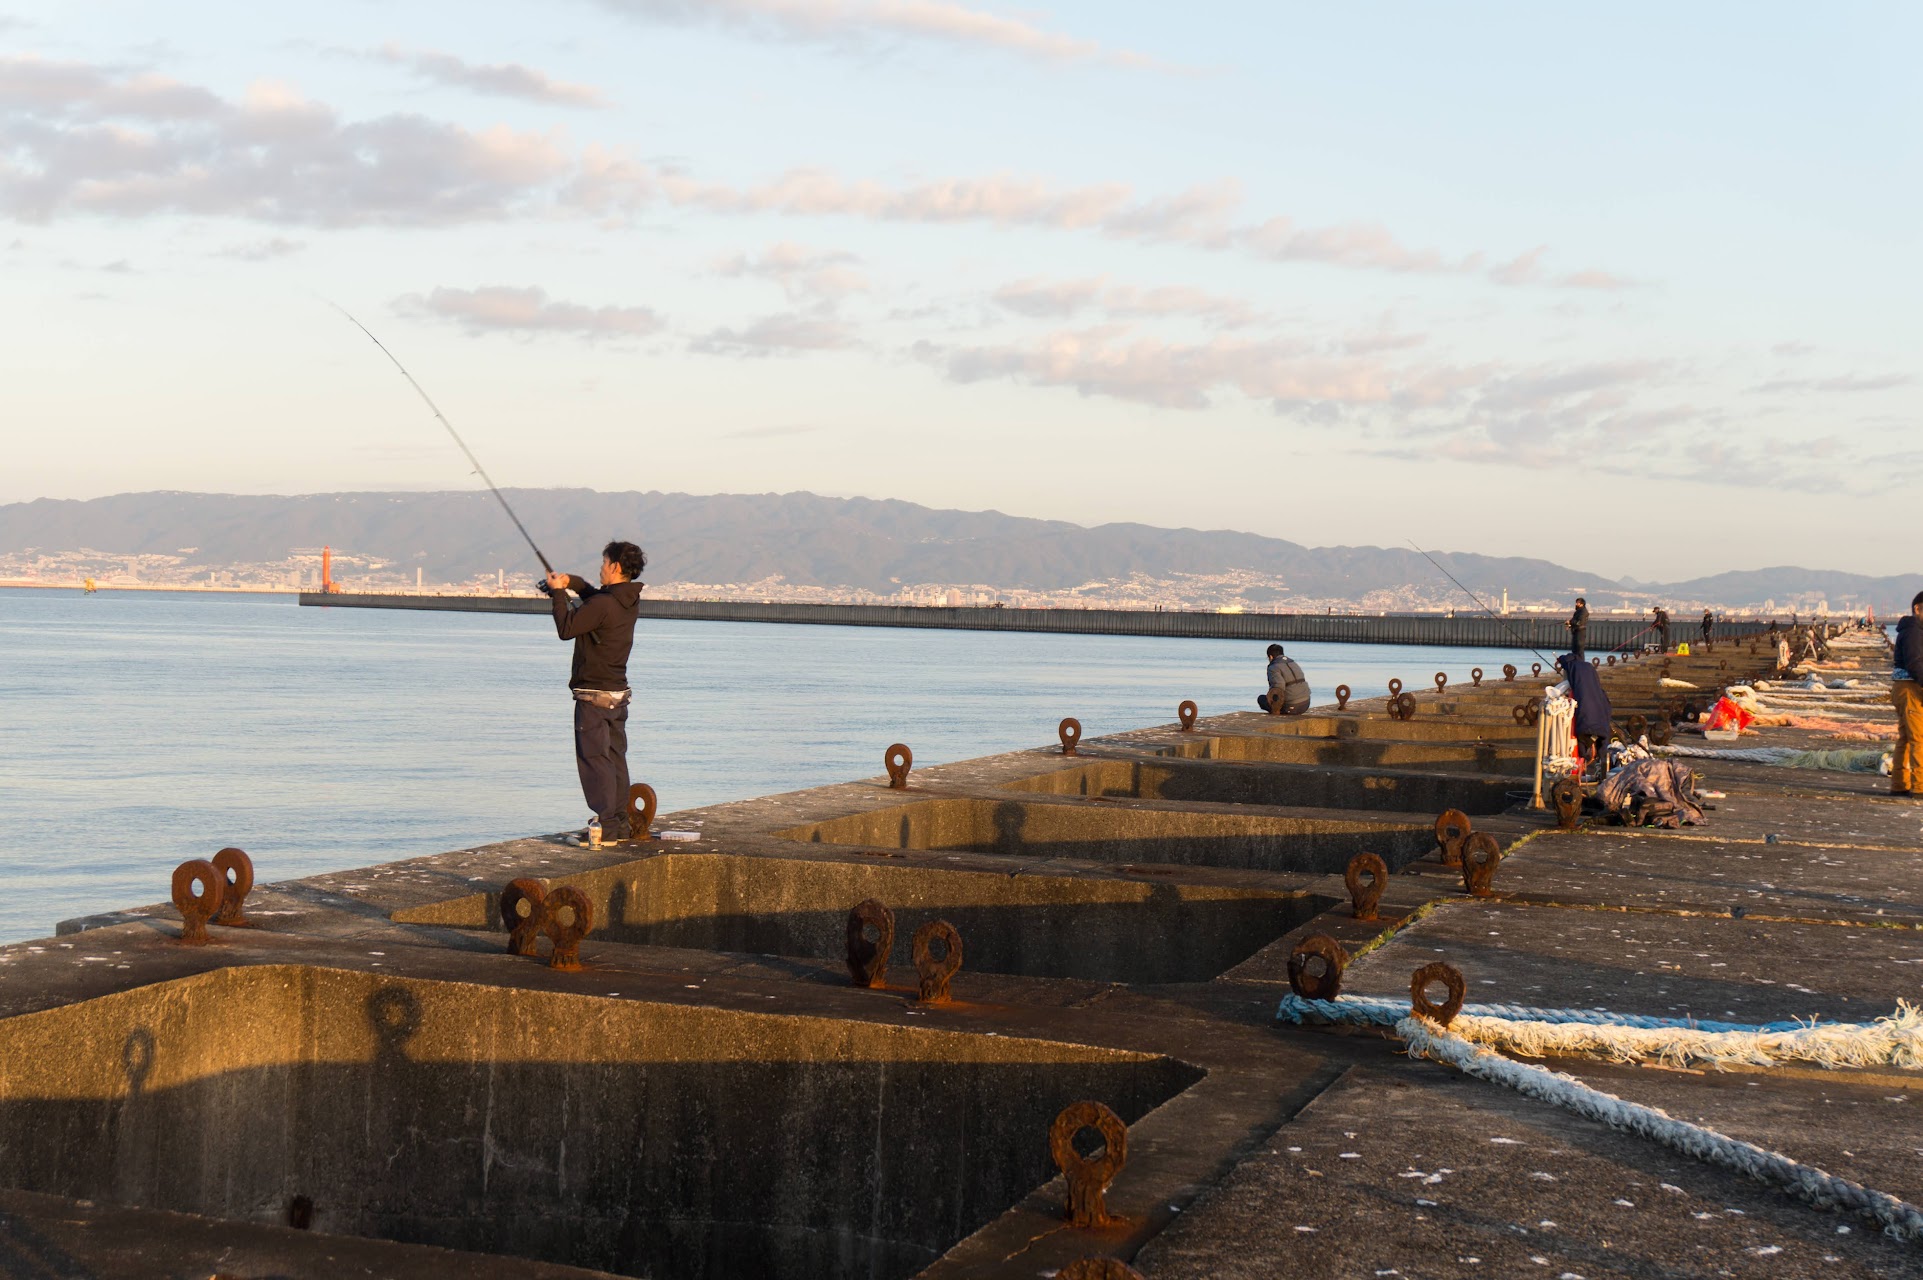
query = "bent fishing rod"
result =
(1405, 539, 1557, 670)
(326, 301, 555, 580)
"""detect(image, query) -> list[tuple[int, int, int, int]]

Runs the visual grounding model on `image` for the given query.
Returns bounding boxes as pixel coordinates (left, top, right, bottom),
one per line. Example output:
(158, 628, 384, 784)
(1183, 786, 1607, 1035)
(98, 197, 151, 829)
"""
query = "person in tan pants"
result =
(1893, 591, 1923, 797)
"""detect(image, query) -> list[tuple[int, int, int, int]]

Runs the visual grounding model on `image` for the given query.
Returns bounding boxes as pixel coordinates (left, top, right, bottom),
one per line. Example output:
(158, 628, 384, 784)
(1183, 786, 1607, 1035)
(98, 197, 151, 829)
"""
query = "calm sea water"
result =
(0, 588, 1536, 943)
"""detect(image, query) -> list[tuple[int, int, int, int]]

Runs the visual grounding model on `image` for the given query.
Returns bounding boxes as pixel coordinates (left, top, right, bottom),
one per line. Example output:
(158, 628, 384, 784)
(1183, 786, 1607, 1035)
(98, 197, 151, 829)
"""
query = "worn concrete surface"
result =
(13, 633, 1918, 1278)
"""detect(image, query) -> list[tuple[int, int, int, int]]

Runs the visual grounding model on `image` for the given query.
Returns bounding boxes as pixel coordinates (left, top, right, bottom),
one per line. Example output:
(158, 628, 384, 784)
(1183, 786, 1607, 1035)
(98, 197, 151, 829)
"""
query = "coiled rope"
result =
(1399, 1013, 1923, 1241)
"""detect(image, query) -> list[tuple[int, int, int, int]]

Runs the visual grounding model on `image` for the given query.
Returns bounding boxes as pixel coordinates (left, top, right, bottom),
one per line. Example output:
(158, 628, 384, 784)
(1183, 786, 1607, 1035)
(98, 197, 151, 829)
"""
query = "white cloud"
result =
(395, 285, 664, 338)
(714, 241, 868, 301)
(592, 0, 1164, 69)
(218, 236, 305, 260)
(1750, 373, 1910, 395)
(0, 56, 567, 226)
(992, 275, 1256, 327)
(367, 45, 607, 108)
(692, 310, 856, 355)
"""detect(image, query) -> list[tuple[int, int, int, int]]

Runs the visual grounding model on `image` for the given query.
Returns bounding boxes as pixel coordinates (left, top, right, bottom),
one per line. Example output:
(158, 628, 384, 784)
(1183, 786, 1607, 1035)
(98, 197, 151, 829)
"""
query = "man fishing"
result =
(1566, 596, 1589, 658)
(546, 542, 648, 842)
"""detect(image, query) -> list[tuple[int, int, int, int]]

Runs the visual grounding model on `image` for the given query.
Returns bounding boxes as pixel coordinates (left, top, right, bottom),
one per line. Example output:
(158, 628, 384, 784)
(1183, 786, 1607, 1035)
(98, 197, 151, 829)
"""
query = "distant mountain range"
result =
(0, 489, 1910, 613)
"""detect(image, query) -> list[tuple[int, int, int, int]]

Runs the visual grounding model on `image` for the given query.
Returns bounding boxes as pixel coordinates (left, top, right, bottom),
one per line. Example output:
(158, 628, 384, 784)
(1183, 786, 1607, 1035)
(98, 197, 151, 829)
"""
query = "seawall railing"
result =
(298, 593, 1773, 649)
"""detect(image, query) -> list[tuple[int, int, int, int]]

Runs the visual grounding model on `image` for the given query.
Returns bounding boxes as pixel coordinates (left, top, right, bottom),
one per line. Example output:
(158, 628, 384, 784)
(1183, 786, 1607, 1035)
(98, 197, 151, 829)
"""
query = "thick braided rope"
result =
(1399, 1014, 1923, 1241)
(1280, 995, 1923, 1071)
(1280, 993, 1816, 1033)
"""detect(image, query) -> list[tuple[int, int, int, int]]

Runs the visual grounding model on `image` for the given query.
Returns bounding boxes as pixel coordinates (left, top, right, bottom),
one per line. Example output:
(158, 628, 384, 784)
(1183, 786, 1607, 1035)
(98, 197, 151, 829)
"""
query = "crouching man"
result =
(1257, 643, 1311, 715)
(545, 541, 647, 842)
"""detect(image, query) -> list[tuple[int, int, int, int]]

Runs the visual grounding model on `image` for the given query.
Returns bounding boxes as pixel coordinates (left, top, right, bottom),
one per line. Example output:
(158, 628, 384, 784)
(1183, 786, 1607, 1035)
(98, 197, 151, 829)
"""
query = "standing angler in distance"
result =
(546, 541, 648, 842)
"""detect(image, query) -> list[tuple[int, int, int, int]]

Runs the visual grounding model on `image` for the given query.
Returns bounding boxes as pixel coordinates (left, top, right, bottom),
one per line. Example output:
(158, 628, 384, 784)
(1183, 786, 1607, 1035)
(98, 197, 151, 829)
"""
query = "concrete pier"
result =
(299, 591, 1775, 649)
(7, 632, 1918, 1277)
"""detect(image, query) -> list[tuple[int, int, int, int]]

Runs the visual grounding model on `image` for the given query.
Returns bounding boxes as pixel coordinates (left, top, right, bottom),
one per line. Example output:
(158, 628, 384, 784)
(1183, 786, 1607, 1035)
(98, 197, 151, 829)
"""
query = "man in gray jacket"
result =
(1257, 643, 1312, 715)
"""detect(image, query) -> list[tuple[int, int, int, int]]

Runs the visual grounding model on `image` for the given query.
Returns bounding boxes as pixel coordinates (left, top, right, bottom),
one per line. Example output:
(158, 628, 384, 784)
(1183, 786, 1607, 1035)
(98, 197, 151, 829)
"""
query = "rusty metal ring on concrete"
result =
(1471, 667, 1484, 687)
(1344, 852, 1388, 922)
(627, 782, 658, 839)
(885, 744, 913, 790)
(1523, 701, 1541, 726)
(542, 886, 594, 971)
(1050, 1100, 1128, 1229)
(1434, 809, 1472, 867)
(1334, 684, 1351, 710)
(1387, 677, 1403, 698)
(1177, 700, 1198, 732)
(846, 899, 895, 988)
(1606, 654, 1616, 666)
(1460, 832, 1502, 897)
(1512, 704, 1529, 725)
(912, 919, 962, 1004)
(211, 846, 256, 928)
(1434, 672, 1448, 692)
(171, 858, 223, 946)
(1626, 714, 1647, 738)
(1057, 1260, 1145, 1280)
(1550, 777, 1582, 830)
(1286, 934, 1348, 1001)
(1394, 692, 1418, 721)
(1502, 663, 1518, 681)
(1409, 962, 1466, 1026)
(500, 878, 548, 957)
(1059, 718, 1083, 756)
(1531, 663, 1542, 677)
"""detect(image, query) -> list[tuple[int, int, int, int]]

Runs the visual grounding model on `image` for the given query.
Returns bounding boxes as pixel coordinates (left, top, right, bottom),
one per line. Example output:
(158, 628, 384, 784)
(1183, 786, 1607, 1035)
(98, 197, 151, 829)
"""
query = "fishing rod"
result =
(326, 300, 554, 580)
(1406, 540, 1556, 669)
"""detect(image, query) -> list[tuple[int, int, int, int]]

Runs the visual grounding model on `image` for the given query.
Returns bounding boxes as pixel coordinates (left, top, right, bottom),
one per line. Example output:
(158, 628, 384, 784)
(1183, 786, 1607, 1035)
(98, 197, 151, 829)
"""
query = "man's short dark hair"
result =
(1266, 643, 1284, 658)
(1912, 589, 1923, 610)
(604, 540, 647, 581)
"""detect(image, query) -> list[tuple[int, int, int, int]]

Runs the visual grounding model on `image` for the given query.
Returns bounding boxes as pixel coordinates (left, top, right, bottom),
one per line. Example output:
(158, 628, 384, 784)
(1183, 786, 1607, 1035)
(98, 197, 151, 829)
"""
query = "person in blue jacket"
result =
(1556, 651, 1613, 776)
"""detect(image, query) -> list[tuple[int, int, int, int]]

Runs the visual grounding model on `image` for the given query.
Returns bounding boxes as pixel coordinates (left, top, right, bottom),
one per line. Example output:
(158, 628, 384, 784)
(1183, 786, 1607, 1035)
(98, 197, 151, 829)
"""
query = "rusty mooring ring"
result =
(1503, 663, 1518, 682)
(1550, 776, 1582, 830)
(1387, 677, 1403, 699)
(1471, 667, 1484, 687)
(1626, 713, 1647, 738)
(1434, 809, 1471, 867)
(1532, 663, 1543, 677)
(1057, 1260, 1145, 1280)
(1394, 692, 1418, 721)
(1434, 672, 1448, 692)
(1523, 701, 1541, 726)
(1286, 934, 1348, 1001)
(542, 886, 594, 971)
(171, 858, 223, 946)
(627, 782, 658, 837)
(1512, 703, 1529, 725)
(1461, 832, 1502, 896)
(1606, 654, 1616, 666)
(846, 899, 895, 988)
(1177, 700, 1198, 732)
(1410, 962, 1466, 1025)
(500, 878, 547, 957)
(1059, 718, 1082, 756)
(211, 846, 256, 928)
(885, 743, 913, 789)
(1050, 1100, 1128, 1229)
(1345, 852, 1387, 921)
(1334, 684, 1351, 710)
(912, 919, 962, 1004)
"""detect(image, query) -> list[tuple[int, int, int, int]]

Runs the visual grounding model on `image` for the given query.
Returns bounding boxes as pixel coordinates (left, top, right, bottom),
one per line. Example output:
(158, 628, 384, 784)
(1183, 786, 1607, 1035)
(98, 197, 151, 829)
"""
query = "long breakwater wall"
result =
(297, 592, 1771, 649)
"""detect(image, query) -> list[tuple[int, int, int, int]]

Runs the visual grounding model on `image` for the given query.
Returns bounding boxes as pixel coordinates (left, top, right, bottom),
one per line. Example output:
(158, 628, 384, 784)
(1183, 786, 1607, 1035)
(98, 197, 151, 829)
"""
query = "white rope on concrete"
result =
(1399, 1013, 1923, 1241)
(1279, 996, 1923, 1070)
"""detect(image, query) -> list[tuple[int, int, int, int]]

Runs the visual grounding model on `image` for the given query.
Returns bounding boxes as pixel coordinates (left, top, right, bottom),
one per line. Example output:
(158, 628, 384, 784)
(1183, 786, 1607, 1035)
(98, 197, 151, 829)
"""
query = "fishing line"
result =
(324, 299, 554, 577)
(1406, 540, 1555, 668)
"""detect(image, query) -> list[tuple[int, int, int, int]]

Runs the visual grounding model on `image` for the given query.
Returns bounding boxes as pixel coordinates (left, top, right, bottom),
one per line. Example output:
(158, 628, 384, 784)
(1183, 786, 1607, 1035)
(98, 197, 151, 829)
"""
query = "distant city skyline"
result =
(1, 3, 1917, 583)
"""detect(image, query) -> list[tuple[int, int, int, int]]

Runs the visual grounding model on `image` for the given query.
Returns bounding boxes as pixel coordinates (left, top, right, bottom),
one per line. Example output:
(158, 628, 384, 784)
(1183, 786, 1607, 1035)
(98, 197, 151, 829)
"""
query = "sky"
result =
(1, 2, 1917, 581)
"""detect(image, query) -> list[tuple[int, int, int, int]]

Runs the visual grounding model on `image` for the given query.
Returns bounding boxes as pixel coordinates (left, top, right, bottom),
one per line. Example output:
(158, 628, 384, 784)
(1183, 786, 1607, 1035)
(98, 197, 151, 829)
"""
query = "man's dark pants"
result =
(573, 697, 631, 828)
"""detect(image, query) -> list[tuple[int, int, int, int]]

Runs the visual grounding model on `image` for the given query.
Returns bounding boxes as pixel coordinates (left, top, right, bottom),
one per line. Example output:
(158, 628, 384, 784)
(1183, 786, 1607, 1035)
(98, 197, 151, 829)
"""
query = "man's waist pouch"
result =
(572, 688, 631, 710)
